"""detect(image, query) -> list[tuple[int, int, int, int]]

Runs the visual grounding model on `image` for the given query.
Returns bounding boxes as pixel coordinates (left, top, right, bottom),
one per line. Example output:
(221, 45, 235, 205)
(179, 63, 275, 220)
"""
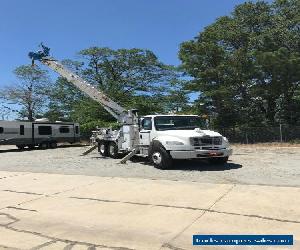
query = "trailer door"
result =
(33, 124, 53, 144)
(58, 125, 74, 143)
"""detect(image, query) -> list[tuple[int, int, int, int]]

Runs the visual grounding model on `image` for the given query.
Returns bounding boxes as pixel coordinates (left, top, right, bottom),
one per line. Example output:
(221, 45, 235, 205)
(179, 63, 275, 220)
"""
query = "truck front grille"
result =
(192, 136, 222, 146)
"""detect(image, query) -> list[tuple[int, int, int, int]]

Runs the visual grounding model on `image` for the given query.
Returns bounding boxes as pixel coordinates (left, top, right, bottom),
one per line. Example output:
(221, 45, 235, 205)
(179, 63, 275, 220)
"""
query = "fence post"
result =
(245, 132, 249, 144)
(279, 123, 283, 143)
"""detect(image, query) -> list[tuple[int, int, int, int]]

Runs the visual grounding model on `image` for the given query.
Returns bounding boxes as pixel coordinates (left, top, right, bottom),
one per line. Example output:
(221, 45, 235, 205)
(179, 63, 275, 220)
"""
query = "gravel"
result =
(0, 144, 299, 187)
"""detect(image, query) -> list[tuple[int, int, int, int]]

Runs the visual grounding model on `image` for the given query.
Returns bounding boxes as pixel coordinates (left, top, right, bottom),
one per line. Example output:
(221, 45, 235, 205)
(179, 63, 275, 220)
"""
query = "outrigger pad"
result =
(81, 144, 98, 156)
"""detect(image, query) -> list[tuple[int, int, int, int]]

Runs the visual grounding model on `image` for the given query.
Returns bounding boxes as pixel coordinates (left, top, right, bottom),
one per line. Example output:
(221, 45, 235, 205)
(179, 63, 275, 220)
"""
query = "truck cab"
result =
(139, 115, 232, 169)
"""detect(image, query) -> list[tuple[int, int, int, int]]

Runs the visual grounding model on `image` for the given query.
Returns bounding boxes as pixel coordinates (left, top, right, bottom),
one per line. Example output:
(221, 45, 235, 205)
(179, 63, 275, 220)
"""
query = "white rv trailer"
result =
(0, 120, 80, 149)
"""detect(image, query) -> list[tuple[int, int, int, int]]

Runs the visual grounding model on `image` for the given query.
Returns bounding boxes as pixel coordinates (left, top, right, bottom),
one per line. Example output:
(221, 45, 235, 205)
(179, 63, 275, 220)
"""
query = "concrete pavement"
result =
(0, 171, 299, 250)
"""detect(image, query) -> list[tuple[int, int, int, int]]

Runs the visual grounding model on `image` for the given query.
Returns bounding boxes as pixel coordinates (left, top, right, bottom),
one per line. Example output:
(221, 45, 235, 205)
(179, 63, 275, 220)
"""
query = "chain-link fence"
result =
(217, 125, 300, 144)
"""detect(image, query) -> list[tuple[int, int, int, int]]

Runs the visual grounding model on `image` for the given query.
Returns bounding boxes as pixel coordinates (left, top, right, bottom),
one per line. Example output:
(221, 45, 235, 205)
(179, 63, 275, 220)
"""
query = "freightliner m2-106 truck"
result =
(29, 44, 232, 169)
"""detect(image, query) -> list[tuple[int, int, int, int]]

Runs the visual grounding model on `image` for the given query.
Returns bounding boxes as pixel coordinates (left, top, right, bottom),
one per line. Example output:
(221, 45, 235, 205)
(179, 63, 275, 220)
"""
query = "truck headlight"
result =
(166, 141, 184, 145)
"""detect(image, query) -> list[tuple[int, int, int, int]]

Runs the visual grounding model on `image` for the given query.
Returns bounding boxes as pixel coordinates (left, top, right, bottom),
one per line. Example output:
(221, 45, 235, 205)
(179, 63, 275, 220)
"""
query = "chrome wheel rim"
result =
(100, 144, 105, 154)
(152, 152, 162, 164)
(109, 145, 115, 156)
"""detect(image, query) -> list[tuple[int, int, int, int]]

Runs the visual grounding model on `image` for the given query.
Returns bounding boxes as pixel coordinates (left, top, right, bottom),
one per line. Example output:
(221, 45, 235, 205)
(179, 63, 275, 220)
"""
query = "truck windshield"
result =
(154, 116, 204, 131)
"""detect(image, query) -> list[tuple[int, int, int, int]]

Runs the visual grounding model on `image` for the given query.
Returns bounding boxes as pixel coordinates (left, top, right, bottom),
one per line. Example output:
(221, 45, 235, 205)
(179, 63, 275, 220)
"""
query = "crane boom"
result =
(42, 58, 126, 121)
(29, 44, 126, 122)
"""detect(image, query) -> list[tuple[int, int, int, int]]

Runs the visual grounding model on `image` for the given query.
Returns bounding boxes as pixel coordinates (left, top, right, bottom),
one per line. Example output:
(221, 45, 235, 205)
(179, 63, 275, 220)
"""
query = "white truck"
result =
(29, 44, 232, 169)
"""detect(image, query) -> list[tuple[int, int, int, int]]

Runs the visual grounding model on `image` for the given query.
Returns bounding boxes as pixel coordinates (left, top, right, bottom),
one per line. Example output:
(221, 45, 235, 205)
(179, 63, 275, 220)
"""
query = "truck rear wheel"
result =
(149, 141, 173, 169)
(108, 142, 118, 158)
(98, 141, 108, 157)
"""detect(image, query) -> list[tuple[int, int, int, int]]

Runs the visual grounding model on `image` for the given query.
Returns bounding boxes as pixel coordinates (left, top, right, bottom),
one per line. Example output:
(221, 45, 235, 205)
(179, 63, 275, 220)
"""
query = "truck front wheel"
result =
(149, 142, 173, 169)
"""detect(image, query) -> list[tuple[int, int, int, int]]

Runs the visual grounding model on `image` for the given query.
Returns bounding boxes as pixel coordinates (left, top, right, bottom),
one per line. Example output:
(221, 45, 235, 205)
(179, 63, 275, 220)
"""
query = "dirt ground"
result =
(0, 144, 299, 187)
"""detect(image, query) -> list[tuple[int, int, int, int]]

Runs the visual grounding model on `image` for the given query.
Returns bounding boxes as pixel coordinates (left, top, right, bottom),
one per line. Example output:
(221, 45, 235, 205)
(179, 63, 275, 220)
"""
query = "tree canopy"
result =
(179, 0, 300, 128)
(2, 0, 299, 138)
(0, 65, 51, 121)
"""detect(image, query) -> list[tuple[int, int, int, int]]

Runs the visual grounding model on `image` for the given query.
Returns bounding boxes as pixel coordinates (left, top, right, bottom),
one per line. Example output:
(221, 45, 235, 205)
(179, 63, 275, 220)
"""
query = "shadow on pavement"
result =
(130, 156, 242, 171)
(169, 160, 242, 171)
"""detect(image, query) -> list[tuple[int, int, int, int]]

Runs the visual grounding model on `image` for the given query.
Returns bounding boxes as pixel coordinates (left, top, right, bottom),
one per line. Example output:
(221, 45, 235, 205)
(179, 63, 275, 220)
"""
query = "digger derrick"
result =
(28, 44, 139, 158)
(28, 44, 131, 123)
(41, 58, 126, 122)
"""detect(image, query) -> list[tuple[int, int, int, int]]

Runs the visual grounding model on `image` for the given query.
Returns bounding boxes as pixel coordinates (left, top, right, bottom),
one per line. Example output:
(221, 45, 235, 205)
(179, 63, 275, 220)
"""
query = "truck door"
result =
(139, 117, 152, 146)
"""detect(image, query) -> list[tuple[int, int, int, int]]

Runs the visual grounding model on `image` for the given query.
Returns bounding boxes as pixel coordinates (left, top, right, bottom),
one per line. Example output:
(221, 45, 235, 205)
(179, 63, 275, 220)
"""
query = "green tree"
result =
(0, 65, 51, 121)
(46, 47, 185, 126)
(179, 0, 300, 128)
(79, 47, 179, 111)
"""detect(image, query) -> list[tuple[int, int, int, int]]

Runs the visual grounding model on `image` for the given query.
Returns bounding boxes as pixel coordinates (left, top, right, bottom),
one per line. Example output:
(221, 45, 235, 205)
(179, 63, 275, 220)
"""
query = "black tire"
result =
(209, 156, 229, 165)
(108, 142, 119, 158)
(39, 142, 48, 150)
(49, 141, 57, 149)
(149, 141, 173, 169)
(16, 145, 25, 150)
(98, 141, 108, 157)
(28, 145, 35, 150)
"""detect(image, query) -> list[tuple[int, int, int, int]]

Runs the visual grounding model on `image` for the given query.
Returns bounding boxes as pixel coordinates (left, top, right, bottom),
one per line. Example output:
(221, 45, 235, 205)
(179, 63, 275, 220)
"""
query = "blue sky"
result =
(0, 0, 254, 88)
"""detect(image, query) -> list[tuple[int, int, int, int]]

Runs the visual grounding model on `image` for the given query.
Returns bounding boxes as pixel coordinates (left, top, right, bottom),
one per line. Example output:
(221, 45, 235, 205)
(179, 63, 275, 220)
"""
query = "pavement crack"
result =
(12, 196, 46, 208)
(160, 184, 235, 250)
(161, 243, 187, 250)
(0, 244, 19, 250)
(209, 184, 236, 209)
(70, 196, 150, 206)
(0, 213, 19, 226)
(68, 194, 300, 224)
(2, 189, 44, 196)
(30, 240, 57, 250)
(63, 243, 75, 250)
(69, 194, 300, 224)
(6, 206, 37, 212)
(0, 221, 135, 250)
(50, 181, 98, 196)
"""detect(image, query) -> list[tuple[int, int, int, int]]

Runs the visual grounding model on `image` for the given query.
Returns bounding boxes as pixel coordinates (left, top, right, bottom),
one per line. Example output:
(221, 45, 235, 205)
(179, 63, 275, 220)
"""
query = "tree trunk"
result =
(28, 107, 34, 121)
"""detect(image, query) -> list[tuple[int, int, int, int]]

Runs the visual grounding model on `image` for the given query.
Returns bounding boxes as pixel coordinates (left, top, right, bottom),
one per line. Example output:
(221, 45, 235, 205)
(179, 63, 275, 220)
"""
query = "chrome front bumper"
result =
(169, 148, 233, 159)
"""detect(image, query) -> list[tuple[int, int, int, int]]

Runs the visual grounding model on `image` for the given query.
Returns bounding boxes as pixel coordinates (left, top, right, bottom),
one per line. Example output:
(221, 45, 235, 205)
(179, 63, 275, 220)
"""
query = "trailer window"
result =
(0, 127, 3, 134)
(75, 126, 79, 134)
(38, 126, 52, 135)
(20, 125, 24, 135)
(59, 126, 70, 133)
